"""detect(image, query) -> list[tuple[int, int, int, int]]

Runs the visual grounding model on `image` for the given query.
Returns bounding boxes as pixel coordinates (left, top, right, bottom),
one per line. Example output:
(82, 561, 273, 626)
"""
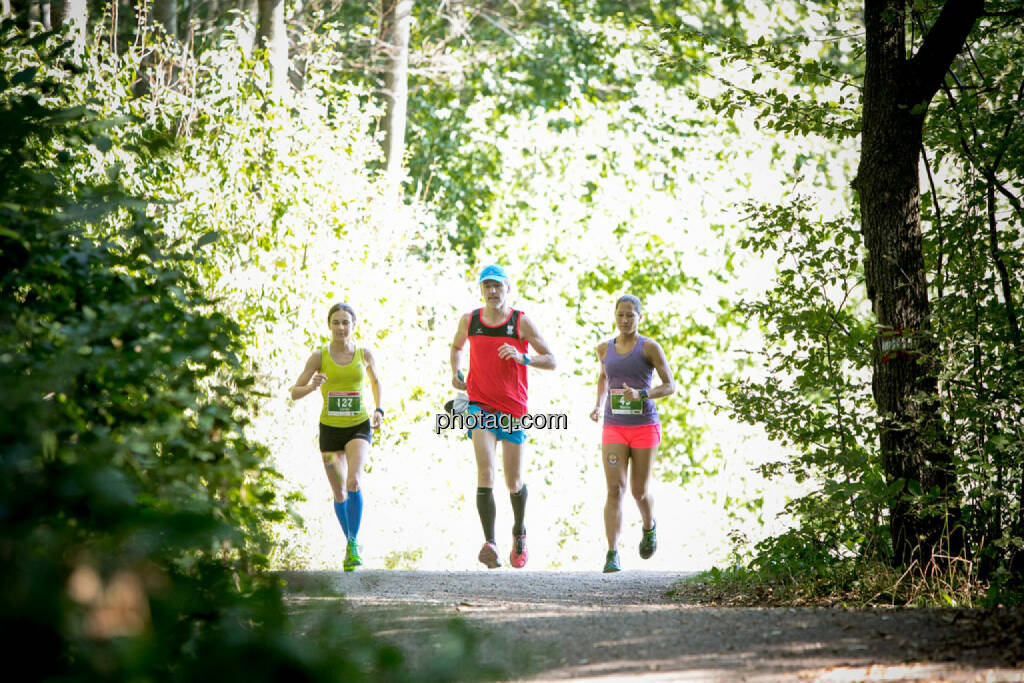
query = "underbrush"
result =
(671, 553, 1015, 609)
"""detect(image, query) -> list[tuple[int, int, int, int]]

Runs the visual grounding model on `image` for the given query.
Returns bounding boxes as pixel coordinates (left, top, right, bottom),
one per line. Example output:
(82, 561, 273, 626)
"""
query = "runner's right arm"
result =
(290, 350, 325, 401)
(589, 343, 608, 422)
(450, 313, 470, 390)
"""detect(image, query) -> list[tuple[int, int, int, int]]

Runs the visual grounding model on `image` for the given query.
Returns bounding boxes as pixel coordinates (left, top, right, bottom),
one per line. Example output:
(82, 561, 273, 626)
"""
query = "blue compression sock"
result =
(333, 499, 350, 540)
(345, 489, 363, 541)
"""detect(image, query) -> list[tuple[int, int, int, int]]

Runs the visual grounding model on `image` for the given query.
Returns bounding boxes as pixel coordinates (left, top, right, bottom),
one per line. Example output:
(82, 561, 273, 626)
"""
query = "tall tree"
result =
(240, 0, 259, 56)
(60, 0, 87, 57)
(152, 0, 177, 38)
(259, 0, 287, 98)
(380, 0, 412, 195)
(851, 0, 984, 566)
(26, 1, 46, 29)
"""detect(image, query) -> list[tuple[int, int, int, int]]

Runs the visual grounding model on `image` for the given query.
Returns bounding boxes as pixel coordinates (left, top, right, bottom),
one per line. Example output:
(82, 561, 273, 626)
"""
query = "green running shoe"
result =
(603, 549, 621, 573)
(344, 539, 362, 572)
(639, 521, 657, 559)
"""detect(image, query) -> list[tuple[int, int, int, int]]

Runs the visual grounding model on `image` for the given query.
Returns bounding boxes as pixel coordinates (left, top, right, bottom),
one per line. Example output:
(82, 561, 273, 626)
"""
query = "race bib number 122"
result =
(327, 391, 362, 417)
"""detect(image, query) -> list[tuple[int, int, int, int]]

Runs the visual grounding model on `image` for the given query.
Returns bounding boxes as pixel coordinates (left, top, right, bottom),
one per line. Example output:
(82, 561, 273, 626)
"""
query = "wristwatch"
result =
(639, 389, 649, 399)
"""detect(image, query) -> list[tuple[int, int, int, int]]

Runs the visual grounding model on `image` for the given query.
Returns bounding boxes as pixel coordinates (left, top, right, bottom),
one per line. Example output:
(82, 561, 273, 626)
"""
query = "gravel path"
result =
(281, 570, 1023, 681)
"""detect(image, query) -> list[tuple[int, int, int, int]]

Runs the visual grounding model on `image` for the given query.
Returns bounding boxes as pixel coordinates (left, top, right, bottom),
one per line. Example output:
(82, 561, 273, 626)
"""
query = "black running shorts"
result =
(319, 420, 372, 451)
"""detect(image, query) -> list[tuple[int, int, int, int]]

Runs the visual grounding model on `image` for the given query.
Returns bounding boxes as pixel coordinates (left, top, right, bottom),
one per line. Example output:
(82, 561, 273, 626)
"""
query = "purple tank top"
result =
(602, 336, 659, 426)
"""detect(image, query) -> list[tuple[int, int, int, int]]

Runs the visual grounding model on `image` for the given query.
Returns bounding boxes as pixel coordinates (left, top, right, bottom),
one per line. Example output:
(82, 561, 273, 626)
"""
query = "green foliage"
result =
(658, 0, 862, 142)
(675, 551, 986, 607)
(695, 1, 1024, 602)
(919, 7, 1024, 580)
(0, 22, 491, 680)
(383, 548, 424, 570)
(297, 0, 762, 254)
(722, 196, 885, 571)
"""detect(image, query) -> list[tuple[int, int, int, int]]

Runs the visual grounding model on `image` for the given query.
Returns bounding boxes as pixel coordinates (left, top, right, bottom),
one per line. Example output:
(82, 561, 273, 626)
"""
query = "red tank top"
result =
(466, 308, 529, 417)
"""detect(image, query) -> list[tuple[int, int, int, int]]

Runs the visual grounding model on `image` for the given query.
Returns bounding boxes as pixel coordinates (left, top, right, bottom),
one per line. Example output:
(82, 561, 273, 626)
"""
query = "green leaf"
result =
(195, 231, 220, 249)
(92, 135, 112, 153)
(12, 67, 37, 86)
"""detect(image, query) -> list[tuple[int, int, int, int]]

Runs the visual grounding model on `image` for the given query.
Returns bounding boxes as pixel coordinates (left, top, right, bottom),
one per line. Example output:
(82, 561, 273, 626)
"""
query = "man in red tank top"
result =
(450, 264, 556, 569)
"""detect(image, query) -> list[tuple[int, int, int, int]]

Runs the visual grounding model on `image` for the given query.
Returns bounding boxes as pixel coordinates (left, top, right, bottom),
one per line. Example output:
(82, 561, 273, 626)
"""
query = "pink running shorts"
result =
(601, 423, 662, 448)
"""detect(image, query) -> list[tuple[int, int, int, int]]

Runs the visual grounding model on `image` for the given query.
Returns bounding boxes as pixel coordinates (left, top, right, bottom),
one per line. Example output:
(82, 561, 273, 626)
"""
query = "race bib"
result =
(610, 389, 643, 415)
(327, 391, 362, 417)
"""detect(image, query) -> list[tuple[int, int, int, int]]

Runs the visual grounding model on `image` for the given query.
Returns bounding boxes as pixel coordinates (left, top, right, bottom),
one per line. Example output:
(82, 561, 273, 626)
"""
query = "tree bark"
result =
(380, 0, 412, 196)
(986, 184, 1022, 353)
(258, 0, 287, 99)
(27, 1, 41, 28)
(852, 0, 984, 566)
(239, 0, 259, 57)
(61, 0, 87, 58)
(152, 0, 177, 39)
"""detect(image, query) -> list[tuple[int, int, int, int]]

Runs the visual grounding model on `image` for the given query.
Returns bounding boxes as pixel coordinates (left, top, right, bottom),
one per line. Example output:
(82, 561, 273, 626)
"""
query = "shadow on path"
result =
(280, 570, 1022, 681)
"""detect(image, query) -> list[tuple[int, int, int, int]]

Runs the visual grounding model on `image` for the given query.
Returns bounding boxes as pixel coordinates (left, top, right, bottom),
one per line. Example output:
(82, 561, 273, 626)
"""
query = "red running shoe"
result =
(509, 534, 528, 568)
(478, 542, 501, 569)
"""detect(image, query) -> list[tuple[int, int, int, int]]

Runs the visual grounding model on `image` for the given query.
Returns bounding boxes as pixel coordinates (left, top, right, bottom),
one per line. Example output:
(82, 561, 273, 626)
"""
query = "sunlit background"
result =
(246, 86, 854, 572)
(16, 1, 866, 573)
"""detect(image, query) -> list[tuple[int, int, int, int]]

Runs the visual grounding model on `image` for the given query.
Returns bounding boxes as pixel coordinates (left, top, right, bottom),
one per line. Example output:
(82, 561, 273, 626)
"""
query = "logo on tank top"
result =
(507, 324, 513, 334)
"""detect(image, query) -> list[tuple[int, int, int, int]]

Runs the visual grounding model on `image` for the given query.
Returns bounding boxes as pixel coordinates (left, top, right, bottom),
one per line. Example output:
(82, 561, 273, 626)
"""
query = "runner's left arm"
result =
(644, 340, 675, 399)
(500, 314, 556, 370)
(363, 347, 384, 429)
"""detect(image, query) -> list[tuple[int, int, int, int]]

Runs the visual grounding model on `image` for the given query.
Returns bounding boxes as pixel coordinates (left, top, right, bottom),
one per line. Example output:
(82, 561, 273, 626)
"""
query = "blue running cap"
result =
(478, 264, 509, 285)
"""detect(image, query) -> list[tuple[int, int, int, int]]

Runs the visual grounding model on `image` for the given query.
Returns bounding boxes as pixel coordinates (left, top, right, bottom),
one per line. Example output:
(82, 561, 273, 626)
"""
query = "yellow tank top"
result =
(319, 346, 369, 428)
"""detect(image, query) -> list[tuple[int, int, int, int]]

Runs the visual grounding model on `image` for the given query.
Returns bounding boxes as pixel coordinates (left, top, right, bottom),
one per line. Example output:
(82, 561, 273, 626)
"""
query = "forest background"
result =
(2, 0, 1022, 680)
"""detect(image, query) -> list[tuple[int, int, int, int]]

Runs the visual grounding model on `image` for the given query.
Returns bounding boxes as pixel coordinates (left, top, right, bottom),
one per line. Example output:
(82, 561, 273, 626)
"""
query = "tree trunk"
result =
(152, 0, 177, 39)
(239, 0, 259, 57)
(27, 1, 41, 28)
(852, 0, 982, 567)
(258, 0, 287, 99)
(380, 0, 412, 195)
(61, 0, 87, 58)
(1, 1, 10, 19)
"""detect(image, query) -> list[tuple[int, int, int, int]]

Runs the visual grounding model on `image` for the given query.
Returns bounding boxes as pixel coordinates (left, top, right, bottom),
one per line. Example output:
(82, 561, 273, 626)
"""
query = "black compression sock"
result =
(476, 487, 496, 543)
(510, 484, 528, 536)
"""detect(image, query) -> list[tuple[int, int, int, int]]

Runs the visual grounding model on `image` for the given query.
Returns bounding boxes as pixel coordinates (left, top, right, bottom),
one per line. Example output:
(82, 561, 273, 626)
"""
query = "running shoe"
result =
(478, 541, 502, 569)
(639, 521, 657, 559)
(344, 539, 362, 572)
(603, 549, 621, 573)
(509, 534, 528, 568)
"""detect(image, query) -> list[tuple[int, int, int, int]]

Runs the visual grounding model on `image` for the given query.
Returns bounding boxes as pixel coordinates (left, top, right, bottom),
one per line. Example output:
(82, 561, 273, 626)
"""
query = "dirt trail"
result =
(281, 570, 1022, 681)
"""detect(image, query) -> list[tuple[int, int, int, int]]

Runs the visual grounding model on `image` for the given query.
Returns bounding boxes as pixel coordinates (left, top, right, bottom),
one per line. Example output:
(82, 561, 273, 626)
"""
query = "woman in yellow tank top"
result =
(290, 303, 383, 571)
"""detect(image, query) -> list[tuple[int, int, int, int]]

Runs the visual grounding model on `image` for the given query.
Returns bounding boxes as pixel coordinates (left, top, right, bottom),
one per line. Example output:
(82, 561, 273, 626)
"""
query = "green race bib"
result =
(327, 391, 362, 417)
(610, 389, 643, 415)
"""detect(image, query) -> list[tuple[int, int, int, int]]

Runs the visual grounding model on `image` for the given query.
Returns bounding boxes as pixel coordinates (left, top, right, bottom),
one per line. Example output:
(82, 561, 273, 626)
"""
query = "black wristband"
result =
(374, 407, 385, 416)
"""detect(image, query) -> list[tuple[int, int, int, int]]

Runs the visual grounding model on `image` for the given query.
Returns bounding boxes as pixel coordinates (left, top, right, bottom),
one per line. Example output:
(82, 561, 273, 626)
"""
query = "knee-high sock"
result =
(345, 489, 363, 541)
(510, 484, 528, 536)
(333, 499, 350, 540)
(476, 487, 496, 544)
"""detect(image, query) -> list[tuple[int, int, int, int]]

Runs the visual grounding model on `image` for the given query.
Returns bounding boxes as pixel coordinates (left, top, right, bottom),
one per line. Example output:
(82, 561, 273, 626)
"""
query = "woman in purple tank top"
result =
(589, 295, 675, 573)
